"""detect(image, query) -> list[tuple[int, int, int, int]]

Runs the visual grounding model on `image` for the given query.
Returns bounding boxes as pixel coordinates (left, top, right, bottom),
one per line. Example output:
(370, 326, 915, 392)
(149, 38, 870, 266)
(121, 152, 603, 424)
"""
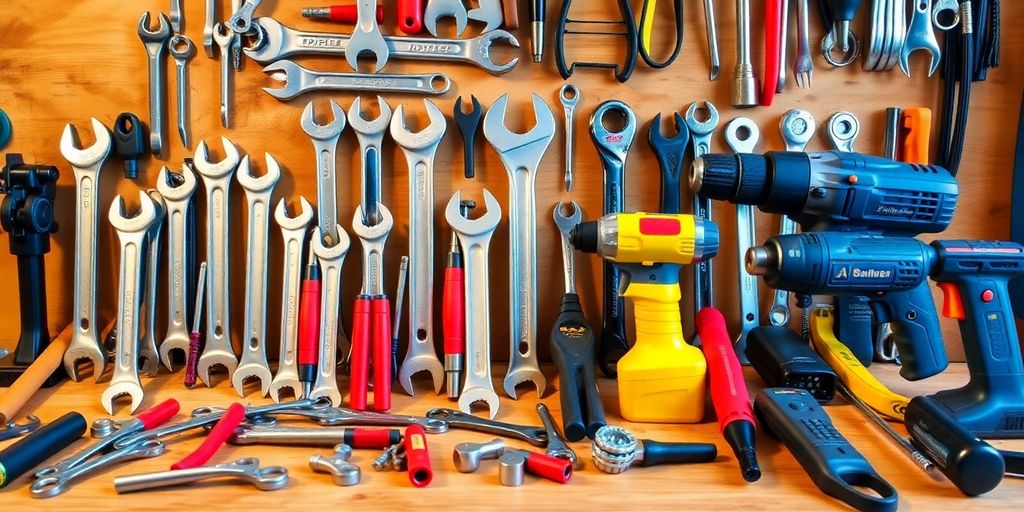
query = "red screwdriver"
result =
(298, 239, 321, 399)
(443, 200, 474, 399)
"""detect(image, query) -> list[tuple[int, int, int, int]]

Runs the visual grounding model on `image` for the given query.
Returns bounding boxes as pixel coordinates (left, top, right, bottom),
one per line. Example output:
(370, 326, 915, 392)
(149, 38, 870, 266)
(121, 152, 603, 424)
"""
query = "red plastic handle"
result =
(328, 4, 384, 23)
(345, 428, 402, 448)
(442, 266, 465, 357)
(397, 0, 424, 34)
(372, 297, 392, 411)
(136, 399, 181, 430)
(349, 296, 372, 411)
(523, 451, 573, 483)
(760, 0, 782, 107)
(403, 424, 432, 487)
(170, 402, 245, 470)
(298, 279, 322, 367)
(696, 307, 755, 431)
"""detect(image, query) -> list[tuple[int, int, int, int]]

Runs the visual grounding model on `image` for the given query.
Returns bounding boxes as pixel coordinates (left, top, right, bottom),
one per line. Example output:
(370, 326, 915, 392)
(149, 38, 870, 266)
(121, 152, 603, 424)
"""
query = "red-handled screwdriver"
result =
(301, 4, 384, 23)
(443, 200, 473, 398)
(298, 240, 321, 399)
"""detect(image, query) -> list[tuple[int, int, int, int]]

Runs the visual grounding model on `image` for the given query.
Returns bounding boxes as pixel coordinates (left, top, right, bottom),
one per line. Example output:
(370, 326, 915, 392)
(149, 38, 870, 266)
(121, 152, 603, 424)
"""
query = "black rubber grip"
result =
(638, 440, 717, 467)
(0, 412, 86, 488)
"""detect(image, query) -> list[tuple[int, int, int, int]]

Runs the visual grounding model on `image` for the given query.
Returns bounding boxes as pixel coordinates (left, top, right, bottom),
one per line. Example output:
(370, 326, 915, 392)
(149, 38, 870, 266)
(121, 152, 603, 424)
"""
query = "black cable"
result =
(948, 31, 974, 176)
(638, 0, 683, 69)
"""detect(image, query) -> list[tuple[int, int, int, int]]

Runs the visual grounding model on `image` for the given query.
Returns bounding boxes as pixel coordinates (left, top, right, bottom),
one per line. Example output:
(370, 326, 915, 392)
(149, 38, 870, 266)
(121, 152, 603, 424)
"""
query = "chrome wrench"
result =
(686, 100, 720, 331)
(301, 100, 346, 245)
(32, 440, 167, 498)
(169, 35, 195, 149)
(899, 0, 941, 77)
(424, 0, 469, 36)
(204, 0, 216, 58)
(261, 61, 451, 101)
(232, 154, 281, 398)
(157, 165, 198, 371)
(558, 84, 579, 192)
(138, 12, 171, 154)
(346, 0, 390, 72)
(772, 109, 815, 328)
(724, 117, 761, 362)
(827, 111, 860, 153)
(349, 96, 391, 227)
(425, 408, 546, 446)
(170, 0, 183, 32)
(228, 0, 265, 34)
(213, 23, 233, 127)
(114, 458, 288, 493)
(139, 190, 166, 377)
(269, 198, 314, 403)
(310, 225, 351, 406)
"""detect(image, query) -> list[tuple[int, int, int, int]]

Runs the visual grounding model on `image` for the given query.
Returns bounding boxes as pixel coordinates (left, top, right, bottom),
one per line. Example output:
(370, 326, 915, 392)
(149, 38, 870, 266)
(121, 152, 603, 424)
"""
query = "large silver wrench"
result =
(102, 192, 158, 415)
(269, 198, 314, 403)
(139, 190, 166, 377)
(61, 118, 112, 382)
(115, 458, 288, 493)
(203, 0, 216, 58)
(391, 100, 447, 396)
(301, 100, 346, 245)
(483, 94, 554, 400)
(310, 225, 351, 406)
(899, 0, 941, 77)
(286, 407, 448, 433)
(771, 110, 815, 328)
(724, 117, 760, 362)
(194, 137, 241, 387)
(349, 96, 391, 227)
(157, 166, 198, 371)
(232, 154, 281, 398)
(244, 18, 519, 74)
(261, 61, 451, 101)
(467, 0, 503, 33)
(213, 23, 233, 127)
(139, 12, 171, 155)
(685, 102, 720, 320)
(346, 0, 390, 72)
(558, 84, 579, 192)
(31, 440, 167, 498)
(446, 190, 502, 419)
(424, 0, 469, 36)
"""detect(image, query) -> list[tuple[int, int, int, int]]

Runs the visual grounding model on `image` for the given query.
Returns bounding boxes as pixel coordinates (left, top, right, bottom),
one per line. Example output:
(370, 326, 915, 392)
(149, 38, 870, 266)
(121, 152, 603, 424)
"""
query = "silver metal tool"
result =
(883, 107, 903, 159)
(232, 154, 281, 398)
(426, 407, 547, 446)
(139, 190, 166, 378)
(228, 0, 265, 34)
(139, 12, 171, 154)
(213, 23, 233, 127)
(703, 0, 721, 79)
(114, 458, 289, 493)
(839, 383, 936, 473)
(899, 0, 941, 77)
(794, 0, 813, 86)
(932, 0, 961, 31)
(277, 405, 449, 433)
(310, 445, 360, 486)
(230, 424, 370, 447)
(771, 109, 815, 328)
(724, 117, 761, 363)
(301, 100, 346, 245)
(468, 0, 503, 33)
(499, 452, 526, 486)
(865, 0, 906, 71)
(37, 413, 157, 478)
(261, 61, 450, 100)
(484, 94, 554, 401)
(170, 0, 183, 32)
(157, 166, 198, 371)
(347, 0, 390, 72)
(392, 100, 447, 397)
(231, 0, 244, 70)
(559, 84, 579, 192)
(32, 440, 167, 498)
(269, 198, 314, 403)
(349, 96, 391, 227)
(0, 416, 40, 442)
(61, 118, 112, 382)
(193, 137, 241, 387)
(536, 403, 579, 468)
(554, 201, 580, 297)
(445, 190, 502, 419)
(245, 18, 520, 74)
(102, 192, 158, 415)
(827, 111, 860, 152)
(310, 225, 351, 406)
(685, 101, 720, 322)
(454, 439, 506, 472)
(169, 35, 195, 149)
(777, 0, 789, 92)
(204, 0, 216, 58)
(424, 0, 469, 36)
(731, 0, 757, 107)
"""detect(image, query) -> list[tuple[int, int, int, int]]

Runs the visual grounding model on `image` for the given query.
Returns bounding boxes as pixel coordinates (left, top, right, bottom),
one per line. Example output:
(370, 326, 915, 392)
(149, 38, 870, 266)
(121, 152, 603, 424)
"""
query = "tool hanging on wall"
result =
(454, 96, 483, 179)
(555, 0, 638, 82)
(938, 1, 978, 177)
(638, 0, 683, 68)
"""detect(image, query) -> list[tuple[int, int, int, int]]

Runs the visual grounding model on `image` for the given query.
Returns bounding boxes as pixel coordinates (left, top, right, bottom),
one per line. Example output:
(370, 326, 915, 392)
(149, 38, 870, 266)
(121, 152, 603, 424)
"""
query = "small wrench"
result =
(310, 225, 351, 406)
(349, 96, 391, 227)
(269, 198, 314, 403)
(686, 101, 720, 337)
(424, 0, 469, 36)
(425, 408, 546, 446)
(228, 0, 265, 34)
(468, 0, 504, 33)
(115, 458, 288, 493)
(899, 0, 942, 77)
(157, 166, 198, 371)
(213, 23, 233, 127)
(649, 112, 690, 214)
(559, 84, 579, 192)
(139, 190, 166, 377)
(827, 111, 860, 152)
(724, 117, 761, 363)
(346, 0, 390, 72)
(169, 35, 195, 149)
(261, 61, 451, 100)
(536, 403, 579, 468)
(301, 100, 346, 245)
(32, 440, 167, 498)
(138, 12, 171, 154)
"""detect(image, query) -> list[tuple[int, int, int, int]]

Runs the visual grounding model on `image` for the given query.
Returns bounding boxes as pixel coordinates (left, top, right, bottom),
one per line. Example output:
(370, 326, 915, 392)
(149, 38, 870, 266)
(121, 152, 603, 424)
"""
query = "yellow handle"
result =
(640, 0, 658, 53)
(625, 282, 688, 347)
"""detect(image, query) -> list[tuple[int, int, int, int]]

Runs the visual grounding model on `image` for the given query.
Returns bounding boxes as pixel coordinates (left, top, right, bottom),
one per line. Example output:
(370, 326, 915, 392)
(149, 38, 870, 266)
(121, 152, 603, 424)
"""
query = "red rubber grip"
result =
(135, 399, 181, 430)
(760, 0, 782, 107)
(349, 296, 372, 411)
(372, 297, 392, 411)
(298, 279, 322, 367)
(696, 307, 755, 431)
(346, 428, 402, 448)
(171, 402, 245, 470)
(403, 424, 432, 487)
(328, 4, 384, 23)
(397, 0, 424, 34)
(523, 451, 573, 483)
(442, 266, 465, 357)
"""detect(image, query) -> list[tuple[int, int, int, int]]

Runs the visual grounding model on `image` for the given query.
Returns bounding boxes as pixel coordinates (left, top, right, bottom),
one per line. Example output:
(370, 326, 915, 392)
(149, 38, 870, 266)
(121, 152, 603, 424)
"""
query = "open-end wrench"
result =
(590, 100, 636, 377)
(261, 61, 451, 100)
(115, 458, 288, 493)
(349, 204, 394, 411)
(269, 198, 314, 403)
(169, 35, 195, 149)
(103, 192, 158, 415)
(483, 94, 554, 400)
(446, 190, 502, 419)
(61, 118, 112, 382)
(349, 96, 391, 227)
(232, 154, 281, 398)
(559, 84, 579, 192)
(392, 100, 447, 396)
(301, 100, 346, 245)
(425, 0, 469, 36)
(899, 0, 941, 77)
(157, 166, 198, 371)
(245, 18, 520, 74)
(346, 0, 390, 72)
(138, 12, 171, 154)
(724, 117, 760, 363)
(649, 112, 690, 214)
(213, 23, 234, 127)
(425, 407, 546, 446)
(230, 0, 244, 70)
(310, 225, 351, 406)
(32, 440, 167, 498)
(204, 0, 216, 58)
(139, 190, 166, 377)
(771, 110, 815, 328)
(468, 0, 504, 33)
(193, 137, 241, 387)
(685, 101, 720, 334)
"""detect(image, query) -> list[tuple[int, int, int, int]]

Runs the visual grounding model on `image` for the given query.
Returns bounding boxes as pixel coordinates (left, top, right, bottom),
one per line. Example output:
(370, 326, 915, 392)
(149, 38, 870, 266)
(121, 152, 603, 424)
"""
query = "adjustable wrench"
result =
(483, 94, 554, 400)
(138, 12, 171, 154)
(346, 0, 390, 72)
(139, 190, 166, 377)
(724, 117, 761, 363)
(392, 100, 447, 396)
(771, 109, 815, 328)
(103, 192, 158, 415)
(157, 166, 198, 371)
(446, 190, 502, 419)
(193, 137, 241, 387)
(349, 204, 394, 411)
(213, 23, 234, 127)
(269, 198, 314, 403)
(590, 100, 637, 377)
(301, 100, 346, 245)
(61, 118, 112, 382)
(232, 154, 281, 398)
(261, 61, 451, 100)
(424, 0, 469, 36)
(685, 101, 720, 328)
(310, 225, 351, 406)
(349, 96, 391, 227)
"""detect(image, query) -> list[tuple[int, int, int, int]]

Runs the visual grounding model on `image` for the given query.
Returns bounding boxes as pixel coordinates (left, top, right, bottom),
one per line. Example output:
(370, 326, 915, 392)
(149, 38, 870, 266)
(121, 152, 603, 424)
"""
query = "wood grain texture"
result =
(0, 2, 1022, 365)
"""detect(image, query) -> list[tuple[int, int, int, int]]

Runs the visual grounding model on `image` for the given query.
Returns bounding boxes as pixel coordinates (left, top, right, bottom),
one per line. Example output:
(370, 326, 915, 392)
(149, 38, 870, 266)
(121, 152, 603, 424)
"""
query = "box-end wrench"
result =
(349, 96, 391, 227)
(771, 110, 815, 328)
(32, 440, 167, 498)
(483, 93, 555, 400)
(424, 0, 469, 37)
(301, 100, 346, 245)
(157, 166, 198, 371)
(213, 23, 234, 128)
(310, 225, 351, 406)
(138, 13, 171, 155)
(261, 61, 451, 101)
(103, 192, 158, 415)
(139, 190, 166, 377)
(228, 0, 264, 34)
(169, 35, 195, 149)
(685, 101, 720, 342)
(232, 154, 281, 398)
(269, 198, 314, 403)
(724, 117, 761, 364)
(392, 100, 447, 397)
(590, 100, 637, 378)
(204, 0, 216, 58)
(559, 84, 579, 192)
(60, 118, 112, 382)
(827, 111, 860, 153)
(115, 458, 288, 493)
(445, 190, 502, 419)
(346, 0, 390, 72)
(194, 137, 241, 387)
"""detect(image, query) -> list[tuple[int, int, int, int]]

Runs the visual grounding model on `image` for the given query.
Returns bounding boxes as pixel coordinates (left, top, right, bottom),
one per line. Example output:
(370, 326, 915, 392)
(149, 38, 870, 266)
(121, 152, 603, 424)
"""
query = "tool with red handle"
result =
(397, 0, 424, 34)
(170, 402, 245, 470)
(404, 424, 432, 487)
(760, 0, 783, 106)
(350, 296, 372, 410)
(516, 449, 573, 483)
(442, 233, 465, 399)
(298, 243, 321, 399)
(350, 205, 394, 411)
(372, 296, 392, 411)
(183, 262, 207, 388)
(302, 4, 384, 23)
(696, 307, 761, 482)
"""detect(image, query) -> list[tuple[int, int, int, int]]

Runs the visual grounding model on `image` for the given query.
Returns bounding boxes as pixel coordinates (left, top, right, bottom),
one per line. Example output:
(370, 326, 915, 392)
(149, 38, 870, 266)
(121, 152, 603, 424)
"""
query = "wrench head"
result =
(156, 165, 198, 201)
(351, 203, 394, 240)
(212, 21, 234, 48)
(467, 0, 503, 33)
(898, 43, 941, 78)
(261, 60, 304, 101)
(197, 349, 240, 388)
(827, 112, 860, 152)
(458, 387, 500, 420)
(552, 201, 582, 236)
(445, 189, 501, 237)
(236, 153, 282, 192)
(60, 118, 112, 168)
(169, 34, 196, 60)
(269, 377, 302, 404)
(232, 363, 273, 398)
(779, 109, 815, 150)
(345, 20, 390, 73)
(468, 30, 521, 74)
(159, 334, 191, 373)
(724, 117, 760, 154)
(684, 101, 720, 136)
(137, 11, 172, 41)
(648, 112, 689, 150)
(899, 4, 942, 77)
(312, 225, 351, 262)
(389, 100, 446, 150)
(589, 100, 637, 160)
(194, 137, 241, 179)
(397, 356, 444, 397)
(243, 18, 285, 64)
(483, 93, 556, 158)
(274, 196, 314, 231)
(502, 366, 546, 400)
(301, 100, 347, 140)
(108, 191, 157, 233)
(348, 96, 393, 137)
(424, 0, 469, 37)
(100, 380, 145, 415)
(63, 341, 108, 383)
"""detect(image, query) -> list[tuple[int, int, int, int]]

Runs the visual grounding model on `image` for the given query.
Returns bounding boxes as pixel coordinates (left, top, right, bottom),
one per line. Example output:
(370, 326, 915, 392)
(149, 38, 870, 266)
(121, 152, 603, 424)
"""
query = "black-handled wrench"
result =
(454, 96, 483, 179)
(649, 112, 690, 214)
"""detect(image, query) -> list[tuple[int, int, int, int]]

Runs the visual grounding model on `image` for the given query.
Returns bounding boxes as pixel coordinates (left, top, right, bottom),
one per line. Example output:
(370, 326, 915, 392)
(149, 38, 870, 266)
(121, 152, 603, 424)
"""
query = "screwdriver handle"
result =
(0, 412, 86, 488)
(297, 277, 321, 385)
(372, 297, 392, 412)
(638, 440, 718, 466)
(349, 296, 372, 411)
(397, 0, 423, 34)
(442, 266, 465, 360)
